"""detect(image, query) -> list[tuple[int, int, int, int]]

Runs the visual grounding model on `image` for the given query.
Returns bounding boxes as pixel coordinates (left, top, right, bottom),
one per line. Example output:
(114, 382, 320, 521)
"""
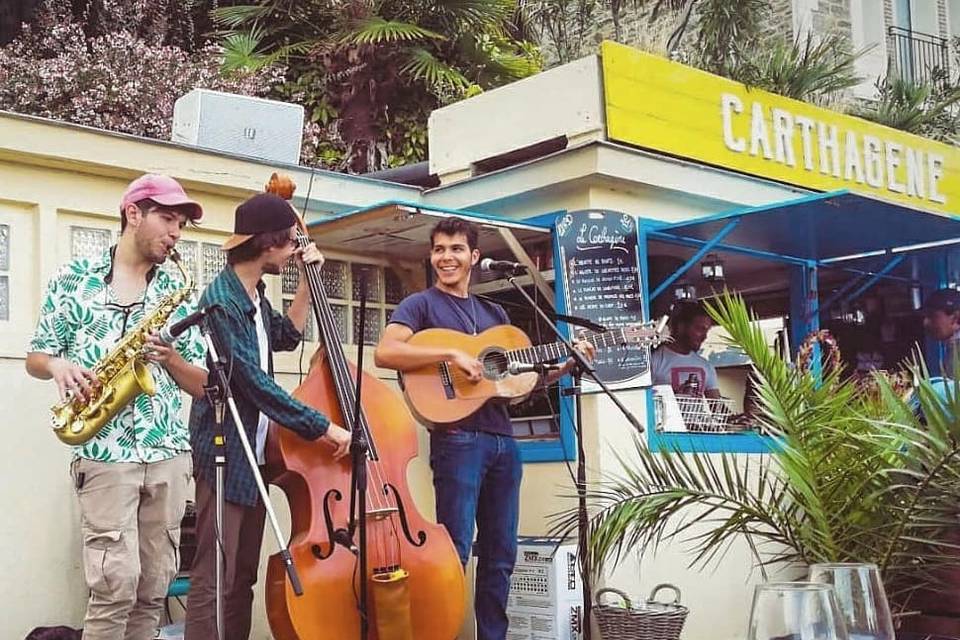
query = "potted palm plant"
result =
(554, 292, 960, 624)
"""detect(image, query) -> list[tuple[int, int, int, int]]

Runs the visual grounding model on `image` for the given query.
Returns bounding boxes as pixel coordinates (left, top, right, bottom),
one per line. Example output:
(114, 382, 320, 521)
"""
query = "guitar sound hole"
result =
(480, 349, 509, 379)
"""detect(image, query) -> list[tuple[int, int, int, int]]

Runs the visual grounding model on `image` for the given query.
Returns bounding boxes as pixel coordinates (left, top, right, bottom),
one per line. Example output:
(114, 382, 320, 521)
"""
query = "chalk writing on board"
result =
(555, 210, 649, 386)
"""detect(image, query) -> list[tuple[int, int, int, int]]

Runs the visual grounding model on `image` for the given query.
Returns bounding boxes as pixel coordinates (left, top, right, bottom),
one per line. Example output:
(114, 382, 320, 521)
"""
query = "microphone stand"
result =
(329, 275, 371, 640)
(501, 270, 644, 640)
(203, 359, 226, 640)
(199, 315, 303, 640)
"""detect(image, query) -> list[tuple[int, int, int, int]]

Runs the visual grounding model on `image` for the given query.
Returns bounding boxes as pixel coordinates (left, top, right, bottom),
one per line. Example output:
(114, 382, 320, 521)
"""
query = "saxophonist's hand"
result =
(145, 331, 207, 399)
(48, 357, 98, 402)
(144, 330, 178, 366)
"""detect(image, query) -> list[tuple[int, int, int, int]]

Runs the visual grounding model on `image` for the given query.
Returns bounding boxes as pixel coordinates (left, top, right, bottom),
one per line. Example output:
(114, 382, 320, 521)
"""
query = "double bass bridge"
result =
(367, 506, 399, 521)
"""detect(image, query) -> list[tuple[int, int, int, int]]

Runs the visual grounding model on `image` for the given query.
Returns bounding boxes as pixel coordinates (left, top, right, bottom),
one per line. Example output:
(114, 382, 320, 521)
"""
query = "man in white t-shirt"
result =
(651, 300, 720, 398)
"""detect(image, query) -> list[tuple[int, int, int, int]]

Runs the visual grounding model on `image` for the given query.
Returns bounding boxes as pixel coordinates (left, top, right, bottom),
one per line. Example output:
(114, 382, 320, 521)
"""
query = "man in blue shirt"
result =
(375, 217, 592, 640)
(184, 193, 351, 640)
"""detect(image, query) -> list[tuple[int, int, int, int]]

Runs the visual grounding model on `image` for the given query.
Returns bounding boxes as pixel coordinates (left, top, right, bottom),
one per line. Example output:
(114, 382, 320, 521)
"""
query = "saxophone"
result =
(52, 248, 195, 446)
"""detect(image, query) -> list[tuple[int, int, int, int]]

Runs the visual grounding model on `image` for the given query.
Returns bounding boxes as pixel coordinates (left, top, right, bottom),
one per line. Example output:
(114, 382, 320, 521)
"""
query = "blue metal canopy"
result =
(650, 190, 960, 264)
(304, 200, 550, 263)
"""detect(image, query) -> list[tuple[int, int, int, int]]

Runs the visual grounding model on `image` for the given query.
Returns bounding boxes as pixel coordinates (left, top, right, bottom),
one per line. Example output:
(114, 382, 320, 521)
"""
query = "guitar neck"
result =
(507, 327, 631, 363)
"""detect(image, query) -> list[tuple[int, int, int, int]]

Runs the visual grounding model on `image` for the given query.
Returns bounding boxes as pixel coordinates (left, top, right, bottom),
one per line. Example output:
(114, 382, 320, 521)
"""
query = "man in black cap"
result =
(183, 192, 351, 640)
(923, 288, 960, 376)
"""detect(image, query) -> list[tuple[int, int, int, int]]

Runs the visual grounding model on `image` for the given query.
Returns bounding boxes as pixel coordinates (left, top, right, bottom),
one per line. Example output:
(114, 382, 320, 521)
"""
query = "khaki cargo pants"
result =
(71, 453, 192, 640)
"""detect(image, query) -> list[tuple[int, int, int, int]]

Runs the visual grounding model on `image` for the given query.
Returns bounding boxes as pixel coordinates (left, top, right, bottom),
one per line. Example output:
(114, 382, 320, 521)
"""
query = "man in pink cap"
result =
(27, 174, 209, 639)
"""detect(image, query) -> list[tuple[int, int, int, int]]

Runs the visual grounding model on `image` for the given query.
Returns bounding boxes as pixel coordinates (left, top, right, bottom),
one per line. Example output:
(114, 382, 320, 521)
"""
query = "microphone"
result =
(655, 314, 669, 334)
(508, 361, 563, 375)
(159, 305, 220, 343)
(480, 258, 526, 275)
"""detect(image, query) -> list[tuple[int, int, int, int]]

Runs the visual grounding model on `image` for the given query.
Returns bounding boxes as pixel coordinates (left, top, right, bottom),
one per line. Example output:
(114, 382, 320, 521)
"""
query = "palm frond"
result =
(343, 18, 444, 45)
(400, 48, 472, 89)
(210, 4, 274, 29)
(556, 292, 960, 600)
(435, 0, 516, 30)
(732, 32, 865, 102)
(220, 27, 308, 71)
(855, 74, 960, 140)
(451, 34, 541, 83)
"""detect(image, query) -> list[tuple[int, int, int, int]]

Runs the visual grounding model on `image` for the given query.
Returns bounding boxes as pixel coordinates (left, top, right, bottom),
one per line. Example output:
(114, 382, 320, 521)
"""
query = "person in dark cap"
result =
(183, 192, 351, 640)
(923, 287, 960, 375)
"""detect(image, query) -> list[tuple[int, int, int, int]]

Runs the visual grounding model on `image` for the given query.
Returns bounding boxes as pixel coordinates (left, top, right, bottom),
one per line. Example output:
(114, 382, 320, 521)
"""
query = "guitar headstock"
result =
(619, 320, 670, 347)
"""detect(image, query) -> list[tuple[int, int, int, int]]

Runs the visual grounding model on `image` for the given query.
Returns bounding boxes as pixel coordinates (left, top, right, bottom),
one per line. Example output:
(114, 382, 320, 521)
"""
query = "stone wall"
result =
(811, 0, 853, 42)
(765, 0, 795, 42)
(536, 0, 949, 70)
(884, 0, 894, 33)
(536, 3, 693, 66)
(938, 0, 950, 38)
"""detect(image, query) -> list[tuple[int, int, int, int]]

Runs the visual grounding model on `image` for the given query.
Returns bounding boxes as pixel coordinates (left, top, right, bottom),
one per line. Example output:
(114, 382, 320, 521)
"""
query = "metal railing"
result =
(887, 25, 951, 86)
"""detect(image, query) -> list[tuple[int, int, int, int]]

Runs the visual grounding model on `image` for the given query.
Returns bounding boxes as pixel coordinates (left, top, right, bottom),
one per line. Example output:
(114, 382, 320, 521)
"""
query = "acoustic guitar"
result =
(398, 322, 665, 427)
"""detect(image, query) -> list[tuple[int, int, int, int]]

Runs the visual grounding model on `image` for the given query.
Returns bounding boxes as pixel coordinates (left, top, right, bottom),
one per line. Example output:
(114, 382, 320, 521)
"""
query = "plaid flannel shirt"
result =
(189, 265, 329, 507)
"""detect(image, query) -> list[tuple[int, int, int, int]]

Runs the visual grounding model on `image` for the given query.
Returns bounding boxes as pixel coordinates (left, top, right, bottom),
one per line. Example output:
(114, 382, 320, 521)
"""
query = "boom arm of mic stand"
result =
(502, 276, 644, 433)
(199, 319, 304, 596)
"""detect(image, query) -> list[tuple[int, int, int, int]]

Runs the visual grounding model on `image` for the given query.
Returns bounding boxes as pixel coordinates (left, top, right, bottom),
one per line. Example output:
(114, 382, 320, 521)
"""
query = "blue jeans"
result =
(430, 429, 523, 640)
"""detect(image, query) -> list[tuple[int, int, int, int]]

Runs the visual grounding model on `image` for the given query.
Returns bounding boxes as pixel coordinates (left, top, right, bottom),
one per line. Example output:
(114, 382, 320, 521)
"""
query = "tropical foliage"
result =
(213, 0, 542, 172)
(0, 0, 541, 171)
(525, 0, 863, 107)
(553, 292, 960, 606)
(522, 0, 691, 64)
(855, 72, 960, 143)
(686, 0, 766, 76)
(731, 33, 864, 104)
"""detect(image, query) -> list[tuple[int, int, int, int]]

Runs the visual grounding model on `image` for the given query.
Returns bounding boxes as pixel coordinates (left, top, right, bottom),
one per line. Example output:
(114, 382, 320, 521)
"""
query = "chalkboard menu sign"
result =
(554, 210, 650, 388)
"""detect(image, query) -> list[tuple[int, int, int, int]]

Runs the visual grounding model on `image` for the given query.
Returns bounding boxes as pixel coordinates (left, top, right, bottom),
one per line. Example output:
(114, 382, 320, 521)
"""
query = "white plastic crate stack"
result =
(506, 539, 583, 640)
(171, 89, 304, 164)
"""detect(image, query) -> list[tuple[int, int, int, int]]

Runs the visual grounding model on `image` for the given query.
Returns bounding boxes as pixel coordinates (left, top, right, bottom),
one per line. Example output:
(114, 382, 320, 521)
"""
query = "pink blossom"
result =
(0, 2, 285, 146)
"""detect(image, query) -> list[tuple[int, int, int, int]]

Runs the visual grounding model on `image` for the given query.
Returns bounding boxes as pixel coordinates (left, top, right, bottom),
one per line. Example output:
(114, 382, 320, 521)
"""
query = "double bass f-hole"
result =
(313, 484, 421, 560)
(385, 483, 426, 547)
(312, 488, 344, 560)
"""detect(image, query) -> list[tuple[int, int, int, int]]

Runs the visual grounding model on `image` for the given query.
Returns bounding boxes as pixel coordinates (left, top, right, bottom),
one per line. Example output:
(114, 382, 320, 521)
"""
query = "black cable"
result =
(525, 273, 579, 486)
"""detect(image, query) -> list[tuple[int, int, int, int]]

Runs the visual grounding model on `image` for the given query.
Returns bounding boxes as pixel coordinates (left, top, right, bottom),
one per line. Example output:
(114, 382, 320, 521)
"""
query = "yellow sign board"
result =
(601, 41, 960, 215)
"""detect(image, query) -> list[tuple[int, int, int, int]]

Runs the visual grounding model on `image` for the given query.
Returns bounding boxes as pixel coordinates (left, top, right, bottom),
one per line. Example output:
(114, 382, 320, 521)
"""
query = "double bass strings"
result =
(298, 230, 402, 570)
(289, 170, 400, 570)
(300, 237, 397, 566)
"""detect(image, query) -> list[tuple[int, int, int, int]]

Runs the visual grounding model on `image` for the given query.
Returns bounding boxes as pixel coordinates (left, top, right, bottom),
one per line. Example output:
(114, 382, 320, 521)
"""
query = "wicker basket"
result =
(594, 584, 689, 640)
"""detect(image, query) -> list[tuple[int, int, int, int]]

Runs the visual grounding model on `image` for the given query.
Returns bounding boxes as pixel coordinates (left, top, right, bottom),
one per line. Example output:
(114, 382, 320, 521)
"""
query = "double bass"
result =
(262, 174, 466, 639)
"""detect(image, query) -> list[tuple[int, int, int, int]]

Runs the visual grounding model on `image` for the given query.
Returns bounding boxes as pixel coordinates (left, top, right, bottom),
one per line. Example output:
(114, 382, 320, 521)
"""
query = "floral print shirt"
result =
(29, 247, 206, 463)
